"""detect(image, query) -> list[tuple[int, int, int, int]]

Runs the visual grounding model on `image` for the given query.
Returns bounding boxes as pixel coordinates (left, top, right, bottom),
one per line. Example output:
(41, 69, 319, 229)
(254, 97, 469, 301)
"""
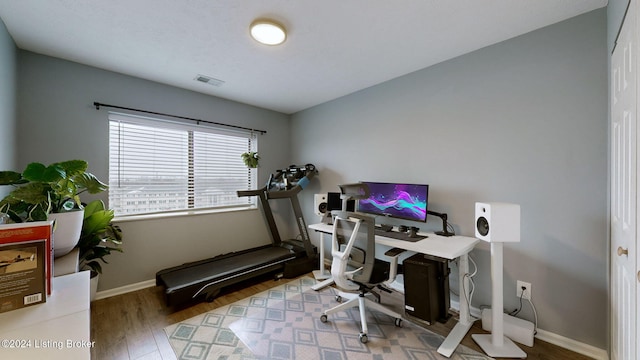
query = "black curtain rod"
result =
(93, 102, 267, 135)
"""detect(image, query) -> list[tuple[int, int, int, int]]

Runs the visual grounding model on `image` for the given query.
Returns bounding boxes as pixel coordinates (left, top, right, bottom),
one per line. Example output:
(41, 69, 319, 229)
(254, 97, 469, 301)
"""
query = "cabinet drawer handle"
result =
(617, 246, 629, 256)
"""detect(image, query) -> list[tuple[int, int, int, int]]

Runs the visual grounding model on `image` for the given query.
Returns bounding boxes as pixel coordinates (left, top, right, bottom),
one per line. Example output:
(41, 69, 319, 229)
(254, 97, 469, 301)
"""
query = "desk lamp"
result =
(471, 202, 526, 358)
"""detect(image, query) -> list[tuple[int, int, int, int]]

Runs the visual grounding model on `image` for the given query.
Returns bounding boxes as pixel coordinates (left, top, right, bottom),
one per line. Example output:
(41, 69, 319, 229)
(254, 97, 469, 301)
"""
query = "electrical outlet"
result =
(517, 280, 531, 300)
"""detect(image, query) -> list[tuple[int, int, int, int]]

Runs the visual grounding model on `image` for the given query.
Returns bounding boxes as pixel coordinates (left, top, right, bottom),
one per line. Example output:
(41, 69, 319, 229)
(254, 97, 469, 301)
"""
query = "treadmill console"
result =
(268, 164, 317, 191)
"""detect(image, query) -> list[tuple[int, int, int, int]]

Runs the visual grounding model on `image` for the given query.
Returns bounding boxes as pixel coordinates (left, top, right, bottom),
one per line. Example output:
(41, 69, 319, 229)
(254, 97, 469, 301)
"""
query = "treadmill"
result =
(156, 164, 318, 307)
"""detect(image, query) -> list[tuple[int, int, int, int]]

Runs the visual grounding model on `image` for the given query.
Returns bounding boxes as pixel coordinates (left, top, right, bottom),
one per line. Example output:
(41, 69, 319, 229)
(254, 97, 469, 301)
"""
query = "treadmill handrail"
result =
(267, 185, 302, 199)
(235, 164, 317, 258)
(237, 187, 267, 197)
(237, 185, 303, 199)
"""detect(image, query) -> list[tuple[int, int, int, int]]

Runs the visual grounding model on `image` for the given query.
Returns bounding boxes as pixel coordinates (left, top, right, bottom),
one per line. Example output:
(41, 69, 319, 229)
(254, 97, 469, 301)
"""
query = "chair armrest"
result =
(383, 247, 407, 285)
(384, 247, 407, 258)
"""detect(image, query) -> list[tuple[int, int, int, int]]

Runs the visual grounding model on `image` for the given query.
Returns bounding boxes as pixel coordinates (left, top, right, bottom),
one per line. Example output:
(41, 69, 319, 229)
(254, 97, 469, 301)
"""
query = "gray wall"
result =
(291, 9, 608, 349)
(16, 51, 293, 292)
(0, 17, 16, 194)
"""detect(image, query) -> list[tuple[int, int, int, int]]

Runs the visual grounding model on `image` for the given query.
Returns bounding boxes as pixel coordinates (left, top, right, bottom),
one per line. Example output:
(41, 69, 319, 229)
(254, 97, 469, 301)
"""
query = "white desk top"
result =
(309, 222, 479, 260)
(0, 271, 91, 359)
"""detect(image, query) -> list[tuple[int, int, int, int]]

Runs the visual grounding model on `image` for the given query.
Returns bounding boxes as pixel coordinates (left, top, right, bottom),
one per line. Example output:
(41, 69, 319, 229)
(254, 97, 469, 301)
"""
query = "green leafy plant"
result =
(77, 200, 123, 275)
(0, 160, 108, 222)
(241, 152, 260, 168)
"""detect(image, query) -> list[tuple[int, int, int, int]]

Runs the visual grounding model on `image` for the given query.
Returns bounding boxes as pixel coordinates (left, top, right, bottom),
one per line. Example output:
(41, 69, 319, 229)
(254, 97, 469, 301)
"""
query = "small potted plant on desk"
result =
(77, 199, 123, 300)
(0, 160, 108, 257)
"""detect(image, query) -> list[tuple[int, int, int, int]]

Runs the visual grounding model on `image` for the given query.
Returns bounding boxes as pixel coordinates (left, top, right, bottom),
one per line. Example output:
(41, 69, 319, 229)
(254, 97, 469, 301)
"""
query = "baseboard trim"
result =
(535, 329, 609, 360)
(450, 299, 608, 360)
(94, 279, 156, 301)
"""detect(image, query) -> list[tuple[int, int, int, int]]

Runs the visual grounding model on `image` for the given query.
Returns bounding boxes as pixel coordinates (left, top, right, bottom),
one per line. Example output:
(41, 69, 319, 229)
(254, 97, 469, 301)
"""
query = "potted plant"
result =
(241, 151, 260, 168)
(0, 160, 108, 257)
(77, 199, 123, 300)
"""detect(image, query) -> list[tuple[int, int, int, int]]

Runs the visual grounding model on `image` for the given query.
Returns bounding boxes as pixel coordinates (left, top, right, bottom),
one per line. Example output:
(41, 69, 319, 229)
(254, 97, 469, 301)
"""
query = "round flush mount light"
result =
(250, 20, 287, 45)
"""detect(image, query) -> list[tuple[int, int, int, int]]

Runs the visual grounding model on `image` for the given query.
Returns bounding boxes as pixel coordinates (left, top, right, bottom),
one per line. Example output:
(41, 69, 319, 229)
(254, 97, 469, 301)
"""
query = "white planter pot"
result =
(49, 210, 84, 258)
(90, 272, 99, 301)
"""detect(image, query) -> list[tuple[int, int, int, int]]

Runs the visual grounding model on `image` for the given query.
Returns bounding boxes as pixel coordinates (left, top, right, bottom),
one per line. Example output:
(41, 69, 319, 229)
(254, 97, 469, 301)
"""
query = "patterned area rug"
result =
(164, 277, 492, 360)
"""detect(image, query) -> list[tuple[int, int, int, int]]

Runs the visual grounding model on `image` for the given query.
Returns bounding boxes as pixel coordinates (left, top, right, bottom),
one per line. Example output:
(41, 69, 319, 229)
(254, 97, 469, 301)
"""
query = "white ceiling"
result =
(0, 0, 607, 114)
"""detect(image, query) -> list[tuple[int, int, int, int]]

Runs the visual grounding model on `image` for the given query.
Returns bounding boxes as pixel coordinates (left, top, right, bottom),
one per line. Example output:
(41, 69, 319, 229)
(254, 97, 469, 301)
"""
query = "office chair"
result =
(319, 211, 404, 344)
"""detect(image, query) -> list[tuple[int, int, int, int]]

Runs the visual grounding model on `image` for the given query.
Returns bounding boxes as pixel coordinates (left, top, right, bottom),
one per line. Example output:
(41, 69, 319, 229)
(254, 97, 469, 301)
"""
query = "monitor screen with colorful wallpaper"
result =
(357, 182, 429, 222)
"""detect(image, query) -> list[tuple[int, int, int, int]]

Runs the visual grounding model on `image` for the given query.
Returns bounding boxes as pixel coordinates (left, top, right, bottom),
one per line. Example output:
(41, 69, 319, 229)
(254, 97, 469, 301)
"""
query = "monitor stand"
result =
(427, 210, 455, 237)
(321, 211, 333, 224)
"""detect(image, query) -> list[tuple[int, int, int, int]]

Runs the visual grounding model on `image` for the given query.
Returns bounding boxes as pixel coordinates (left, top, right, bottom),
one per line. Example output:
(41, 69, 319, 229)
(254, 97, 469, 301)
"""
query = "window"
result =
(108, 113, 257, 216)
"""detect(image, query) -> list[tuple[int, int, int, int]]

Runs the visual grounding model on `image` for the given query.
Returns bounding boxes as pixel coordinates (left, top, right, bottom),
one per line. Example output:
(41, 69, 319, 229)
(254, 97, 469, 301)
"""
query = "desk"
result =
(309, 222, 479, 358)
(0, 271, 91, 359)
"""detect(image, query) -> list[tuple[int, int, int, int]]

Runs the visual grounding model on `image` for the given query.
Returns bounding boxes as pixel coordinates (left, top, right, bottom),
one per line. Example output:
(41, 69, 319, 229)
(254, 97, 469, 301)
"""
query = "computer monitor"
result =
(357, 181, 429, 222)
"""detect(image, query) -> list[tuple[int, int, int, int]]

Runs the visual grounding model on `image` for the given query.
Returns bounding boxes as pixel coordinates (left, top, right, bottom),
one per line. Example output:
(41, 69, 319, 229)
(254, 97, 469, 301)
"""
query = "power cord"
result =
(448, 256, 481, 322)
(509, 286, 539, 335)
(454, 270, 540, 336)
(509, 291, 524, 316)
(462, 255, 480, 321)
(527, 296, 539, 335)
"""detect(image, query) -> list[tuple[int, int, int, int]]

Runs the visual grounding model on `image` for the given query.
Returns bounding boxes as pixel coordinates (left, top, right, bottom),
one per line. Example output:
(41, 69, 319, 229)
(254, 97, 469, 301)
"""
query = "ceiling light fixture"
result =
(250, 20, 286, 45)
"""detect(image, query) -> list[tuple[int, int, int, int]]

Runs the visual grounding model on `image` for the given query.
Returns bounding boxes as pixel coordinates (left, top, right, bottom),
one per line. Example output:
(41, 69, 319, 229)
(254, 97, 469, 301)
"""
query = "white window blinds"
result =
(108, 113, 257, 216)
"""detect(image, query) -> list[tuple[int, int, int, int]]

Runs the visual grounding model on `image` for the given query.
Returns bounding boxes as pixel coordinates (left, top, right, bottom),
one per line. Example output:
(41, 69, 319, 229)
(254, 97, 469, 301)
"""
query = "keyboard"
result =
(374, 228, 427, 242)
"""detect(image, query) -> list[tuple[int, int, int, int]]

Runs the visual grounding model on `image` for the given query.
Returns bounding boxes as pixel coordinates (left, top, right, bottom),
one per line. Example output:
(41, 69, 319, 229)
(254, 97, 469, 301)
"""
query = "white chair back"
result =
(330, 214, 370, 292)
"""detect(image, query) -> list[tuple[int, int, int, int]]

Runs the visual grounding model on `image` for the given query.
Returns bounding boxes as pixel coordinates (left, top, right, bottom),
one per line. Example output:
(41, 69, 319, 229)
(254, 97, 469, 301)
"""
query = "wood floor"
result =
(90, 273, 595, 360)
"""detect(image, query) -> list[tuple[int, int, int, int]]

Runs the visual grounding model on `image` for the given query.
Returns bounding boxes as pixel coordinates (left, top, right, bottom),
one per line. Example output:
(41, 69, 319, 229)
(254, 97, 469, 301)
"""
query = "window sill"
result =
(112, 206, 257, 223)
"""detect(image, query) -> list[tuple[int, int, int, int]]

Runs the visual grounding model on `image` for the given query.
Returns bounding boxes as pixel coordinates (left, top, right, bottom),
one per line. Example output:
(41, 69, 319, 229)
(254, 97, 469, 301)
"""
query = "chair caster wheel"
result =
(320, 314, 328, 323)
(395, 318, 403, 327)
(335, 295, 342, 302)
(359, 333, 368, 343)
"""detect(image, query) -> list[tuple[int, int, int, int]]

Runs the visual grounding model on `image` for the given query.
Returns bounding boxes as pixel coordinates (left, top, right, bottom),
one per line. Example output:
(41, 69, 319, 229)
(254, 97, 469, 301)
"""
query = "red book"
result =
(0, 221, 54, 295)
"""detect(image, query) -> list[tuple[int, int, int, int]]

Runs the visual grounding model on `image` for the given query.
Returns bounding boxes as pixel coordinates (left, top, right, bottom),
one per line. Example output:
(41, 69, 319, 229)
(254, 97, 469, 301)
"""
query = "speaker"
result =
(474, 202, 520, 243)
(314, 193, 328, 216)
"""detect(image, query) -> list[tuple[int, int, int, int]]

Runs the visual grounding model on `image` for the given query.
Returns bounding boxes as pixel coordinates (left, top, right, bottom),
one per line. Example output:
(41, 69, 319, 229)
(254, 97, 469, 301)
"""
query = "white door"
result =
(611, 1, 638, 359)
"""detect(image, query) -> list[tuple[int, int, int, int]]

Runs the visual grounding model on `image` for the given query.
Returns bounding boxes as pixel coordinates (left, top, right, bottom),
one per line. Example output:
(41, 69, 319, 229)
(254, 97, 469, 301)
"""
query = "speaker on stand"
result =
(471, 202, 526, 358)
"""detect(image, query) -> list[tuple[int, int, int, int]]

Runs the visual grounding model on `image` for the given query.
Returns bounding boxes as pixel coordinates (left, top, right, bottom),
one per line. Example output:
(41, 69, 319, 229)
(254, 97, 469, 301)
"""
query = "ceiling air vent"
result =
(194, 74, 225, 87)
